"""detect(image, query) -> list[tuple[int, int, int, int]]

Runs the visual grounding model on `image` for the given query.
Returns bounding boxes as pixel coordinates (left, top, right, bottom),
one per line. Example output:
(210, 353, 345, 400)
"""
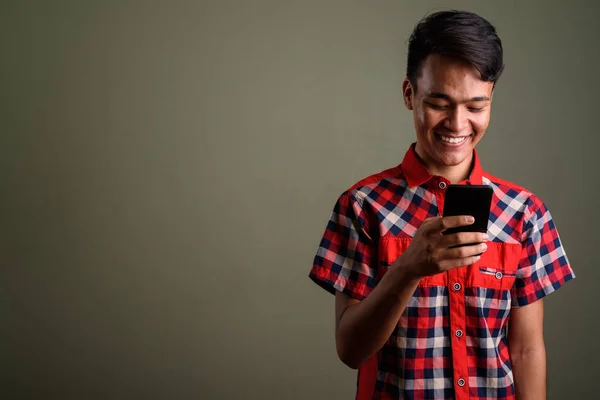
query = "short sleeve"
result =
(309, 190, 377, 300)
(511, 197, 575, 307)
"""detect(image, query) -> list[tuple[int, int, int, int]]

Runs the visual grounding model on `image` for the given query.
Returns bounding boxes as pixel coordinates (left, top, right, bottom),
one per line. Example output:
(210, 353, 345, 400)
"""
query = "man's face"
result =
(403, 54, 494, 175)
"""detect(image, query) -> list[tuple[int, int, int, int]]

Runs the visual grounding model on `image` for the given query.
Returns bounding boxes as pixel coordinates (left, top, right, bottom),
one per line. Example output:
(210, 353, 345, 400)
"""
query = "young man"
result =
(309, 10, 574, 400)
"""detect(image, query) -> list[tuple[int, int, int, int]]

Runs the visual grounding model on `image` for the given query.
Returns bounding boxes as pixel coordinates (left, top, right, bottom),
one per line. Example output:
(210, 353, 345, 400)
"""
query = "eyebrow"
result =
(425, 92, 491, 103)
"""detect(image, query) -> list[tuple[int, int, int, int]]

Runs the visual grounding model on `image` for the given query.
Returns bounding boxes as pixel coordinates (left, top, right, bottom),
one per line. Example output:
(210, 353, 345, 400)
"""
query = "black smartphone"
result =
(442, 184, 492, 235)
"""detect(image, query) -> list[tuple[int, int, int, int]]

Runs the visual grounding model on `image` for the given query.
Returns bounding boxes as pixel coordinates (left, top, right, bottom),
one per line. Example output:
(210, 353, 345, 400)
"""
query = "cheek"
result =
(472, 114, 491, 134)
(419, 109, 444, 130)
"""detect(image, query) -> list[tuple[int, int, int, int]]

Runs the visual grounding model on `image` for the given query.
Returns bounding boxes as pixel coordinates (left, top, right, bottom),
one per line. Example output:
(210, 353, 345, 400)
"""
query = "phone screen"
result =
(442, 185, 493, 235)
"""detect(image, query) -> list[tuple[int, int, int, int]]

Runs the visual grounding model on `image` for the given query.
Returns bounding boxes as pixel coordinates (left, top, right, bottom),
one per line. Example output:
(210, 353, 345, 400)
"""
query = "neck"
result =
(431, 164, 471, 184)
(414, 147, 474, 184)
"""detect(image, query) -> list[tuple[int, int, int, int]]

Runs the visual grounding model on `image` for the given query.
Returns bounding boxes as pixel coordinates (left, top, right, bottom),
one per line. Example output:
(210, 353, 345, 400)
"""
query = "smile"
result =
(437, 134, 470, 144)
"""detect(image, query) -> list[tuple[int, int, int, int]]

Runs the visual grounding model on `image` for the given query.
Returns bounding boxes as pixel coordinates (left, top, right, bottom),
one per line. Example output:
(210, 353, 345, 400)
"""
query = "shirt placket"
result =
(434, 178, 470, 400)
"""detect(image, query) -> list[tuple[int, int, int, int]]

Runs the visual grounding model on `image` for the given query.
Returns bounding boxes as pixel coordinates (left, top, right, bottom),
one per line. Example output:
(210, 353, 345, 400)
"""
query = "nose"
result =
(444, 107, 469, 132)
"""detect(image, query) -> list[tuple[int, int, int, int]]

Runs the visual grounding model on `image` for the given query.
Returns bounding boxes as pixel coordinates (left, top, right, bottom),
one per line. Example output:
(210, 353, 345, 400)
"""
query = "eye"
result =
(468, 107, 484, 113)
(425, 102, 448, 110)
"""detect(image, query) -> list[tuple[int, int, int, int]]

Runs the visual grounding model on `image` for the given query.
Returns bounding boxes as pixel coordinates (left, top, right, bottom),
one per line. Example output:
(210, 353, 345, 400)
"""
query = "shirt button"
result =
(458, 378, 466, 387)
(453, 282, 461, 291)
(455, 329, 463, 338)
(495, 271, 503, 279)
(439, 181, 447, 189)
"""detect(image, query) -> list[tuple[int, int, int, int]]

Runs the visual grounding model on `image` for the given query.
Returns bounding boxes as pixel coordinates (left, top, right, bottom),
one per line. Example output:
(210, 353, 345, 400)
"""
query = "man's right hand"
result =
(335, 215, 489, 369)
(393, 215, 488, 279)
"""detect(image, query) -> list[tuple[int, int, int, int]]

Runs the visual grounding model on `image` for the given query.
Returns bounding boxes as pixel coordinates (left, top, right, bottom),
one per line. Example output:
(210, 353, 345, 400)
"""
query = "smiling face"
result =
(403, 54, 495, 182)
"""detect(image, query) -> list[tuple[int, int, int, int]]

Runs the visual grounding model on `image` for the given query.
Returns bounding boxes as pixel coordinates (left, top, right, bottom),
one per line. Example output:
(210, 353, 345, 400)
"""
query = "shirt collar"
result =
(400, 143, 483, 187)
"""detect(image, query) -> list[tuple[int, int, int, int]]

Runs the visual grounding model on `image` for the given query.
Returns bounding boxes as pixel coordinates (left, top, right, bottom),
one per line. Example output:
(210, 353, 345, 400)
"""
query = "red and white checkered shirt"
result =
(310, 144, 574, 400)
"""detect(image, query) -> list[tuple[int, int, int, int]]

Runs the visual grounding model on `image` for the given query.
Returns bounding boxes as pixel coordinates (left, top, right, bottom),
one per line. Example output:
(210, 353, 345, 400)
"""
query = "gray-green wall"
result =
(1, 1, 597, 398)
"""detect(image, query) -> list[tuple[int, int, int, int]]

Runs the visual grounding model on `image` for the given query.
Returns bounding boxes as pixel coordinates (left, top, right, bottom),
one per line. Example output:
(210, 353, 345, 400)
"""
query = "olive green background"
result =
(1, 1, 597, 398)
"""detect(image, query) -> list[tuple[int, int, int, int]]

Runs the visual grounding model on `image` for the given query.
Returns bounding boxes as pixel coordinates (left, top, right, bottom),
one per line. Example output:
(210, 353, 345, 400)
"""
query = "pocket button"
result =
(495, 271, 503, 279)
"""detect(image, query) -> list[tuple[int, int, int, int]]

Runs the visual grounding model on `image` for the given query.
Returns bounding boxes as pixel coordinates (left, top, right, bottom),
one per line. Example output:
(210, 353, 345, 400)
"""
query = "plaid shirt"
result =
(310, 144, 574, 400)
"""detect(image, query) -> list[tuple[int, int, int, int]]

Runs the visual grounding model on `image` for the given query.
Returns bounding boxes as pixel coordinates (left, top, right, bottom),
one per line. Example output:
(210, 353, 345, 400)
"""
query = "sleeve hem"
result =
(308, 273, 367, 301)
(511, 271, 575, 308)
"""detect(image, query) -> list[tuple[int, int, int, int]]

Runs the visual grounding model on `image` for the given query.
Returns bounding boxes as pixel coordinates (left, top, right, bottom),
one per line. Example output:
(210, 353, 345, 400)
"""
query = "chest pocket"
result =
(466, 241, 521, 290)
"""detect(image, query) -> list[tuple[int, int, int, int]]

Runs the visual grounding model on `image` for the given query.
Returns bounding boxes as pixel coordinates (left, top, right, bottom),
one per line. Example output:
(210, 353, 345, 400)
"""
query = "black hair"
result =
(407, 10, 504, 89)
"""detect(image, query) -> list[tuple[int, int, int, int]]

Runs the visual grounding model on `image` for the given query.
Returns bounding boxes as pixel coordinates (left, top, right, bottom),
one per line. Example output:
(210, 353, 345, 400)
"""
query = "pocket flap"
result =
(467, 241, 521, 289)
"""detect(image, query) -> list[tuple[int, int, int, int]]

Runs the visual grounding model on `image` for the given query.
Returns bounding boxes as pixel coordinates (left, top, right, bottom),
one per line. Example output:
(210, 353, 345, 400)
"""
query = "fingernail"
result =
(482, 234, 489, 241)
(467, 216, 475, 223)
(481, 243, 488, 251)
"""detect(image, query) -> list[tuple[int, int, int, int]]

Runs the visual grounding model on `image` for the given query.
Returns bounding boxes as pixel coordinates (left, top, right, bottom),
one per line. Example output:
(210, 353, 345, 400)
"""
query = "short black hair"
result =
(407, 10, 504, 89)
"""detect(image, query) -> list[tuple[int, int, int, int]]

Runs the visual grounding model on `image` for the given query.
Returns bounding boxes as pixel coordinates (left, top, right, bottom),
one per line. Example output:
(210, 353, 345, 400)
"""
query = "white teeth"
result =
(439, 135, 467, 144)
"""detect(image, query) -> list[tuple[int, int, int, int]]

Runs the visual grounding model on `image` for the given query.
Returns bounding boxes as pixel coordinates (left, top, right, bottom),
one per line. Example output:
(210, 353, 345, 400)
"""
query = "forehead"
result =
(417, 54, 494, 98)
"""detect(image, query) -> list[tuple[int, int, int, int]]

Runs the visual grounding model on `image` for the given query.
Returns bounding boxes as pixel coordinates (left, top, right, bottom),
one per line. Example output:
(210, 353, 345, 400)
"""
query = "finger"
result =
(420, 216, 442, 227)
(429, 215, 474, 234)
(438, 254, 483, 271)
(417, 216, 442, 234)
(439, 232, 488, 248)
(437, 242, 488, 261)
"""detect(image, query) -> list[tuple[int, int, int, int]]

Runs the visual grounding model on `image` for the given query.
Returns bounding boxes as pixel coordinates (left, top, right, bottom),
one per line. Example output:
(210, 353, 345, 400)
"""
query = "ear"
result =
(402, 78, 415, 110)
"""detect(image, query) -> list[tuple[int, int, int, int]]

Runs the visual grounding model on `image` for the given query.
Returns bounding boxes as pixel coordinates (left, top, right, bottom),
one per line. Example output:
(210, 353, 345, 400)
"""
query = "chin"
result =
(436, 148, 473, 161)
(434, 151, 470, 165)
(416, 136, 477, 168)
